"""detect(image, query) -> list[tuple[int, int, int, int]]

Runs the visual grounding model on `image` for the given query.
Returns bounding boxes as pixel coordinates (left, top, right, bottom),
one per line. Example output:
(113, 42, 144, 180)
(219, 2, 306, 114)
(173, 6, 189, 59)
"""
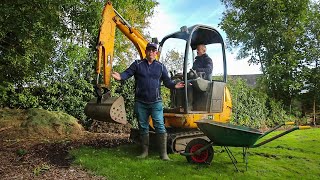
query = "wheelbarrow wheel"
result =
(185, 138, 213, 164)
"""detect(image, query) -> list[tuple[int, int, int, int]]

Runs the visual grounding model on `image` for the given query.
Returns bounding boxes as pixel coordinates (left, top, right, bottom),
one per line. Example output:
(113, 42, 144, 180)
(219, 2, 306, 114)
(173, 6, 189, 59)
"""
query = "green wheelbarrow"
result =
(180, 119, 311, 171)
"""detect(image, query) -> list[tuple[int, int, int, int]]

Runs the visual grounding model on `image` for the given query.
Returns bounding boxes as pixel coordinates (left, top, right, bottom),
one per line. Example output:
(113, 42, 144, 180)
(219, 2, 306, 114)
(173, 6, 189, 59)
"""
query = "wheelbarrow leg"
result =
(243, 147, 248, 171)
(224, 146, 239, 172)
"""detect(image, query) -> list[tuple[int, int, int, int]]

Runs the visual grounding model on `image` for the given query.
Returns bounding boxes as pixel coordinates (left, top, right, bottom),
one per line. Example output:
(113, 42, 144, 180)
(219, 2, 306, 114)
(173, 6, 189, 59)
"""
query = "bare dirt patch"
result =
(0, 108, 132, 180)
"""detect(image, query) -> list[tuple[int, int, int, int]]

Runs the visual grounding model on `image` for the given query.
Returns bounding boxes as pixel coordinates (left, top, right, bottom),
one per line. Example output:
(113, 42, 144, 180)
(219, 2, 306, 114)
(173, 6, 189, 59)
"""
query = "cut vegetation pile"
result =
(0, 108, 84, 141)
(0, 108, 131, 180)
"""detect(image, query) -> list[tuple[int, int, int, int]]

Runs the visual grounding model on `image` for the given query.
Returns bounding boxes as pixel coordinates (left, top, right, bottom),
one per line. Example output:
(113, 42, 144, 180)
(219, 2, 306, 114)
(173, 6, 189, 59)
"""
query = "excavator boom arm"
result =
(85, 1, 149, 124)
(96, 1, 148, 89)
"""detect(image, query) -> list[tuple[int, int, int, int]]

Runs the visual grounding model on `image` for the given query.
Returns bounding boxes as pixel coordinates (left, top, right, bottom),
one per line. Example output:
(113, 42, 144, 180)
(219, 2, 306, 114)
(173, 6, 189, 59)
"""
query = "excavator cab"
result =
(160, 25, 228, 113)
(157, 25, 232, 151)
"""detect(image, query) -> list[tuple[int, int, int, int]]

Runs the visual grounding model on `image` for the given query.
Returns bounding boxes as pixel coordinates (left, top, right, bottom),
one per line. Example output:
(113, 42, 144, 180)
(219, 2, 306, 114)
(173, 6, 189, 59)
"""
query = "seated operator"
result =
(192, 44, 213, 81)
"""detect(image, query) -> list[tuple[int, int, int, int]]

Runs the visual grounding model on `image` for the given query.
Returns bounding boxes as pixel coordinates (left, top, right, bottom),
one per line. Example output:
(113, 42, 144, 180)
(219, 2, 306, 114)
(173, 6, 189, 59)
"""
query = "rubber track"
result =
(167, 129, 207, 153)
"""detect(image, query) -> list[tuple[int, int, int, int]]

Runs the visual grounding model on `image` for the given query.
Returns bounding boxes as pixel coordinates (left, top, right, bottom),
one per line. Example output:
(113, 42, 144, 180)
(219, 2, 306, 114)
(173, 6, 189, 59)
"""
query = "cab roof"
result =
(159, 24, 224, 50)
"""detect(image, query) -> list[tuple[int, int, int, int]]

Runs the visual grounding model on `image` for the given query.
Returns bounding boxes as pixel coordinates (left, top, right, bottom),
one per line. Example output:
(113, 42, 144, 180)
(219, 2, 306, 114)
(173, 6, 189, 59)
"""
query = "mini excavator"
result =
(84, 1, 232, 152)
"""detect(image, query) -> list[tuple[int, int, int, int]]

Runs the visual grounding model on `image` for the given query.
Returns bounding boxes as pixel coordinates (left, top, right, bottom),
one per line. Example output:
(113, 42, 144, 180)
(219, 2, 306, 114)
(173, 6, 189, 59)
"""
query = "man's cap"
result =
(146, 42, 157, 49)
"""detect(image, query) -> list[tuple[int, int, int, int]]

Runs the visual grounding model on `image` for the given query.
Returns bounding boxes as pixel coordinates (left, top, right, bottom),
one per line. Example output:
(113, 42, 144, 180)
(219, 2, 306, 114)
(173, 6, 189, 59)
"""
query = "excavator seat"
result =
(191, 78, 210, 92)
(165, 79, 225, 113)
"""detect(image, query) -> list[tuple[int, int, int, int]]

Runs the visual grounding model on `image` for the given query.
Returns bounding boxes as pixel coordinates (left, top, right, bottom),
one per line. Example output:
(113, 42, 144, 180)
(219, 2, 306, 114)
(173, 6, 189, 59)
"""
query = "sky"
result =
(148, 0, 262, 75)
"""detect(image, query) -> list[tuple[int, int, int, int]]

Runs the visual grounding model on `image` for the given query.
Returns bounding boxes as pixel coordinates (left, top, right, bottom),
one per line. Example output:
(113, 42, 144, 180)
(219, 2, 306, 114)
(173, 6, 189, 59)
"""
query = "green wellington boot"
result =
(158, 133, 170, 161)
(137, 134, 149, 158)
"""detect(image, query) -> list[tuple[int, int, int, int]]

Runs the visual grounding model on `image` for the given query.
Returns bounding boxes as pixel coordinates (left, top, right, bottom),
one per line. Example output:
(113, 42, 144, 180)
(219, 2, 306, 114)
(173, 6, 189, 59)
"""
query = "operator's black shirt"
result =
(192, 53, 213, 81)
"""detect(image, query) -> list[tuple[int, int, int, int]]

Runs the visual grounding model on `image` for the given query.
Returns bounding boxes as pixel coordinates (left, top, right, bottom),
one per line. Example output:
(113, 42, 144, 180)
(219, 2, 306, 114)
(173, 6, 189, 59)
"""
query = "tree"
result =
(160, 49, 184, 75)
(0, 0, 158, 124)
(219, 0, 309, 107)
(298, 2, 320, 125)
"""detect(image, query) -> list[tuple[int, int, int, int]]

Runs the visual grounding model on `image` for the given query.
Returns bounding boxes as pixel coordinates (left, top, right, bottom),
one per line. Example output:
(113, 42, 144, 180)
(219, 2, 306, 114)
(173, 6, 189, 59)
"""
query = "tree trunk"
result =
(313, 98, 316, 126)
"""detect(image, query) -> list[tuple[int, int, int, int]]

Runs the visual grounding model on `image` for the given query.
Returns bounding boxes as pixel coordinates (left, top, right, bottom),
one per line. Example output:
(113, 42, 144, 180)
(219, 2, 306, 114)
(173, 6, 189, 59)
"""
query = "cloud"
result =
(226, 52, 261, 75)
(148, 1, 180, 40)
(149, 0, 225, 39)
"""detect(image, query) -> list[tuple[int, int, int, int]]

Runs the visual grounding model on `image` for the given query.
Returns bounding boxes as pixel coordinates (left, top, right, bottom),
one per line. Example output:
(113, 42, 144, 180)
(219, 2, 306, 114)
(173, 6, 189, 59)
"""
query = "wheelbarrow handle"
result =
(252, 125, 311, 148)
(260, 122, 292, 138)
(285, 122, 295, 125)
(299, 126, 311, 130)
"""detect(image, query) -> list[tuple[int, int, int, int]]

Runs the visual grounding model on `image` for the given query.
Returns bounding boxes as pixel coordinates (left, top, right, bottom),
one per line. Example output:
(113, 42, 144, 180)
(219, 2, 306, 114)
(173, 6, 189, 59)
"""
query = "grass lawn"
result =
(71, 127, 319, 180)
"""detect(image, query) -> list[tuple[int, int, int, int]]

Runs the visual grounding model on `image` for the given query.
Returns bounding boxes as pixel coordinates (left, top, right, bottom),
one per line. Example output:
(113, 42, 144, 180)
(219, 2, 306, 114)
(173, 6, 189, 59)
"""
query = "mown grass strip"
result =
(71, 128, 319, 179)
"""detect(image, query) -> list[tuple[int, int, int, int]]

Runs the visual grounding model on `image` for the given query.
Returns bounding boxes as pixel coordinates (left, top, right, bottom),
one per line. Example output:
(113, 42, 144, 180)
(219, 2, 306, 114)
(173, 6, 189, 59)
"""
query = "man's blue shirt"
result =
(120, 59, 175, 104)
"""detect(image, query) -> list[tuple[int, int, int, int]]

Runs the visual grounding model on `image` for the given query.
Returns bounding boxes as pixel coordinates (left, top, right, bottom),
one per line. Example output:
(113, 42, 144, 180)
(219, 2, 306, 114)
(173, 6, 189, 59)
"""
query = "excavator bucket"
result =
(84, 96, 127, 124)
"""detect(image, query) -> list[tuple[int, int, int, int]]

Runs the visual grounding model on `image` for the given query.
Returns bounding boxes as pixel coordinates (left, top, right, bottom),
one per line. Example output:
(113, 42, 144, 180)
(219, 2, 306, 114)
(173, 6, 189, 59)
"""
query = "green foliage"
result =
(1, 108, 84, 141)
(111, 76, 138, 128)
(16, 148, 28, 156)
(22, 108, 79, 128)
(0, 108, 26, 128)
(0, 0, 158, 126)
(112, 0, 158, 62)
(161, 88, 171, 108)
(266, 98, 290, 126)
(71, 128, 320, 179)
(219, 0, 312, 110)
(0, 71, 94, 122)
(0, 0, 64, 86)
(108, 0, 159, 127)
(298, 2, 320, 124)
(33, 164, 50, 176)
(0, 83, 39, 109)
(0, 0, 102, 121)
(228, 77, 298, 128)
(228, 78, 268, 128)
(160, 49, 184, 74)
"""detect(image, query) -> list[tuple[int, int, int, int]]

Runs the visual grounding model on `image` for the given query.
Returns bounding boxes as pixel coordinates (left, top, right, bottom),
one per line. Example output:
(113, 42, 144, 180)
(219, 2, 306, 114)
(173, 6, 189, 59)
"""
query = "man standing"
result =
(192, 44, 213, 81)
(112, 42, 184, 160)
